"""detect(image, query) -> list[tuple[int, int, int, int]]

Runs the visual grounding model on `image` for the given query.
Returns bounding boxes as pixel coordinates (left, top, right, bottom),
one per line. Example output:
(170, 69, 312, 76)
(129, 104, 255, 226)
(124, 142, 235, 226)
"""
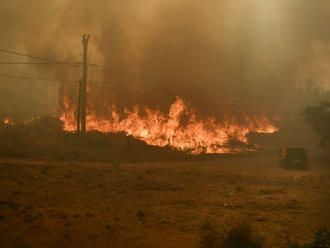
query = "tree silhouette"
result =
(303, 101, 330, 147)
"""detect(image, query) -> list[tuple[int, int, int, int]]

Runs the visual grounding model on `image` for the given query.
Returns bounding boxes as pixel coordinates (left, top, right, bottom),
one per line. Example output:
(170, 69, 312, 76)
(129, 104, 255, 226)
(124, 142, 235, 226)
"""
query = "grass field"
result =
(0, 153, 329, 248)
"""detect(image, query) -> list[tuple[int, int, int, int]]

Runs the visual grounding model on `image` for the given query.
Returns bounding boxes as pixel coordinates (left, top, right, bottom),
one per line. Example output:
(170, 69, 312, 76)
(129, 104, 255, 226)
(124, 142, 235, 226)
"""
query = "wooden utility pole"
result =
(81, 34, 90, 133)
(76, 80, 82, 133)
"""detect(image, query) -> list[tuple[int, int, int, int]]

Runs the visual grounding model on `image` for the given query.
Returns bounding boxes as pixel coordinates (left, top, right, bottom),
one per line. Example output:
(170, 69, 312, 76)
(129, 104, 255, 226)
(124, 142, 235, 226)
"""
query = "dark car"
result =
(279, 147, 308, 169)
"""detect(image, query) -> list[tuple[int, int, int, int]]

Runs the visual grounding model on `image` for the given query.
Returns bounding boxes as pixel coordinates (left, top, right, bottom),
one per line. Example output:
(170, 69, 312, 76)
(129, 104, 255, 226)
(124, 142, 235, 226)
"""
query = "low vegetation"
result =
(0, 116, 187, 162)
(283, 228, 330, 248)
(200, 221, 263, 248)
(200, 220, 329, 248)
(303, 102, 330, 162)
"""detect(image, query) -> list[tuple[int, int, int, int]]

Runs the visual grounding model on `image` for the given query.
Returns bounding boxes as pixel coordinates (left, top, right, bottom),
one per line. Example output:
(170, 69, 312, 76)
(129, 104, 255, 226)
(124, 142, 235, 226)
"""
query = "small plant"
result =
(312, 228, 330, 248)
(200, 220, 263, 248)
(136, 210, 145, 218)
(236, 185, 244, 193)
(200, 219, 222, 248)
(222, 222, 263, 248)
(283, 228, 330, 248)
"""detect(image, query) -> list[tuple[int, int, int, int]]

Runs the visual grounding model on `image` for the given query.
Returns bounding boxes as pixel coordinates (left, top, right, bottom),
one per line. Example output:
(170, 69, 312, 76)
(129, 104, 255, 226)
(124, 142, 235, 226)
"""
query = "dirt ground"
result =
(0, 153, 329, 248)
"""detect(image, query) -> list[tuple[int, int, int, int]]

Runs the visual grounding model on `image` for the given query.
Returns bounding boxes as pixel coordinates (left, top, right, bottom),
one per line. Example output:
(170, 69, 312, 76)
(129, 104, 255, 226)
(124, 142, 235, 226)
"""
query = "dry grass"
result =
(0, 154, 329, 248)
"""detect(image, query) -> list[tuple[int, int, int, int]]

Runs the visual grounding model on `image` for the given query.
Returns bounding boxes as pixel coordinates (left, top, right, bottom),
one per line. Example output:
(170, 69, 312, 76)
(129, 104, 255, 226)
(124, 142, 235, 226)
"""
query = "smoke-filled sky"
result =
(1, 0, 330, 118)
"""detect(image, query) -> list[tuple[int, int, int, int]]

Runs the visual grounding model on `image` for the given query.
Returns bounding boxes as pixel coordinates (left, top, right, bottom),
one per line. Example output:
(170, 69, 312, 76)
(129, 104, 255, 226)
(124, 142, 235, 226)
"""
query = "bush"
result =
(222, 222, 263, 248)
(283, 228, 330, 248)
(200, 221, 263, 248)
(200, 220, 222, 248)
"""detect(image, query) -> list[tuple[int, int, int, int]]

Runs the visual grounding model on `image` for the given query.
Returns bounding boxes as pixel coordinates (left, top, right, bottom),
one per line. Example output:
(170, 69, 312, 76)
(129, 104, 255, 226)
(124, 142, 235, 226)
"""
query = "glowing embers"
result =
(60, 97, 278, 154)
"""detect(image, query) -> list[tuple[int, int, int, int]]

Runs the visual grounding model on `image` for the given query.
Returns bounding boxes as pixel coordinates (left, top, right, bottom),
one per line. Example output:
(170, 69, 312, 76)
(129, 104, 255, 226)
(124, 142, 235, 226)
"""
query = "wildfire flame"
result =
(3, 118, 10, 125)
(60, 96, 278, 154)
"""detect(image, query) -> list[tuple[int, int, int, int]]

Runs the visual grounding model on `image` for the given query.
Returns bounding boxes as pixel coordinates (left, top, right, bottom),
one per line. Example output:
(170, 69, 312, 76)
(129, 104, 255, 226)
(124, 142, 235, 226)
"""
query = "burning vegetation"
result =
(59, 94, 278, 154)
(0, 94, 278, 162)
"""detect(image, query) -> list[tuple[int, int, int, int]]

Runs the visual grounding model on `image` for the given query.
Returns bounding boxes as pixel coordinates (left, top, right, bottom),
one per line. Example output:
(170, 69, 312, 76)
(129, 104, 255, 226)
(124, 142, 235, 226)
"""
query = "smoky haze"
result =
(1, 0, 330, 120)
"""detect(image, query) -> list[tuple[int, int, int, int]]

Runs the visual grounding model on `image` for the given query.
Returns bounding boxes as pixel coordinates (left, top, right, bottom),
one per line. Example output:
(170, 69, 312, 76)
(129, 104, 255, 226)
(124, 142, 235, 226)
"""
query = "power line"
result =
(0, 72, 103, 83)
(0, 48, 63, 63)
(0, 62, 81, 66)
(0, 48, 107, 68)
(0, 73, 79, 83)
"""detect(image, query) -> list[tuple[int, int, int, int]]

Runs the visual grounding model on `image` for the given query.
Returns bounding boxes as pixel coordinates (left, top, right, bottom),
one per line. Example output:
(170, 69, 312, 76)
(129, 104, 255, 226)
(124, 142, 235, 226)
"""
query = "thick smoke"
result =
(1, 0, 330, 122)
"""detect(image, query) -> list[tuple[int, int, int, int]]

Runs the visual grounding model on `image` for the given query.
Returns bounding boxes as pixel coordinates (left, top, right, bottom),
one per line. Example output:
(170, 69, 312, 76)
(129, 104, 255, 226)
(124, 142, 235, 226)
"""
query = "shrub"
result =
(200, 220, 222, 248)
(222, 222, 263, 248)
(283, 228, 330, 248)
(200, 221, 263, 248)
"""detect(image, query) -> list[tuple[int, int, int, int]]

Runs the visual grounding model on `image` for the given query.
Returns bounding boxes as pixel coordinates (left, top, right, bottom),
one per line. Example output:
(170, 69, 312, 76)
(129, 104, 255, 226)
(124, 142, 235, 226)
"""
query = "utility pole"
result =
(81, 34, 90, 133)
(76, 80, 82, 133)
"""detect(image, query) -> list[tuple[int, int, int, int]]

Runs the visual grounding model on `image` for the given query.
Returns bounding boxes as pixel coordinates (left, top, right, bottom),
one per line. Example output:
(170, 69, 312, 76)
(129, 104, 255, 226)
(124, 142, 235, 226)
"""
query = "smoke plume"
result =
(1, 0, 330, 121)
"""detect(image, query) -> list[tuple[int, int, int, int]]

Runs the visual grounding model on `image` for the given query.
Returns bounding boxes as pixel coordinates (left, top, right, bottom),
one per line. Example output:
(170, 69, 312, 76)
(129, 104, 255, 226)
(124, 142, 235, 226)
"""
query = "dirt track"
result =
(0, 153, 329, 248)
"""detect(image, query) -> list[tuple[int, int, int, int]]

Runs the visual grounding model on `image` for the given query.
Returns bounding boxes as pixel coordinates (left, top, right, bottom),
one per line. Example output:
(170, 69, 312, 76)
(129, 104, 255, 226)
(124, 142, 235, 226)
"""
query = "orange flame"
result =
(60, 96, 278, 154)
(3, 118, 10, 125)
